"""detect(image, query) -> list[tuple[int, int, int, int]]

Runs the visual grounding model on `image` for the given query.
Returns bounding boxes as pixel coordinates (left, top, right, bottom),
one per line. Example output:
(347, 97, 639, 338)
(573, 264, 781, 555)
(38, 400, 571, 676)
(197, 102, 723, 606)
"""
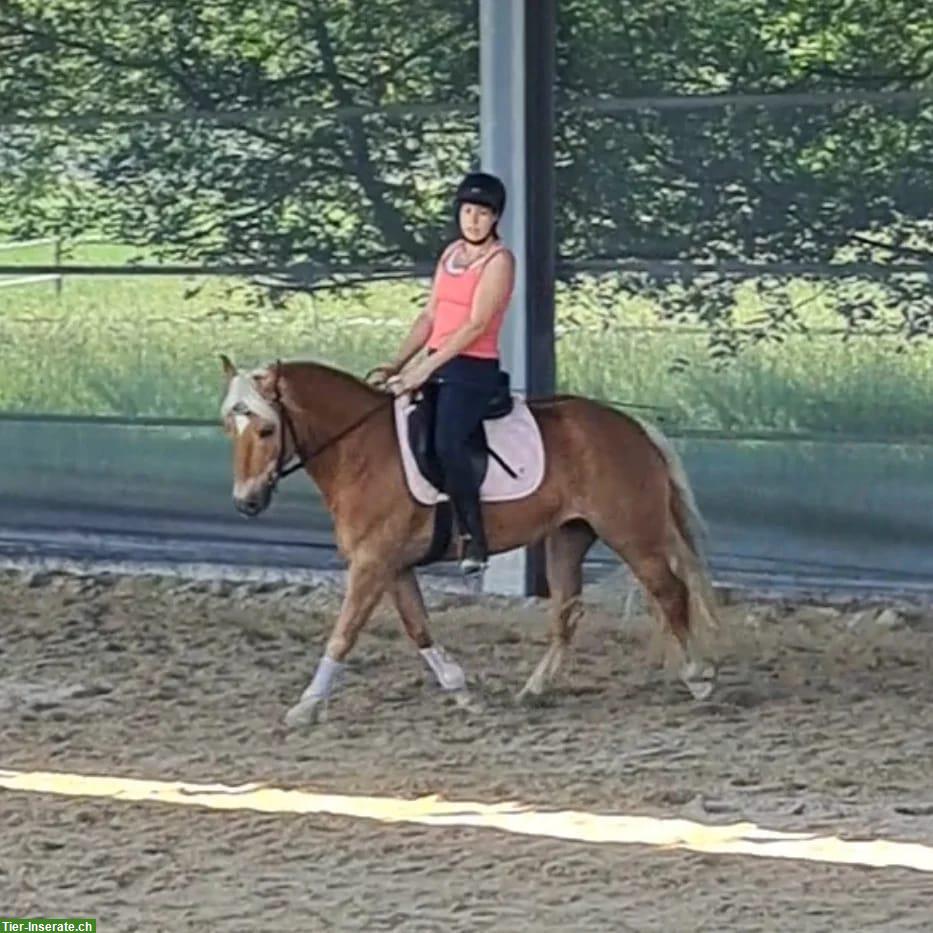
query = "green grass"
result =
(2, 241, 933, 437)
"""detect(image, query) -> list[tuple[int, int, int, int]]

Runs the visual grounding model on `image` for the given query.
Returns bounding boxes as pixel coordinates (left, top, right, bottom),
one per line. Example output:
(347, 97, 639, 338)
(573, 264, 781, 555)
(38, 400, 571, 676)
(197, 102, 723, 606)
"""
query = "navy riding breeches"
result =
(430, 354, 500, 498)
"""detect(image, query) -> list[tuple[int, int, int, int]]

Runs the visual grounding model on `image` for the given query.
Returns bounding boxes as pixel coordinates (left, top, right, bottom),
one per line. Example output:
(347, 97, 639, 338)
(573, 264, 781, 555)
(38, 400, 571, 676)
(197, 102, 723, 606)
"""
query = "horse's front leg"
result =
(390, 568, 481, 711)
(284, 558, 389, 729)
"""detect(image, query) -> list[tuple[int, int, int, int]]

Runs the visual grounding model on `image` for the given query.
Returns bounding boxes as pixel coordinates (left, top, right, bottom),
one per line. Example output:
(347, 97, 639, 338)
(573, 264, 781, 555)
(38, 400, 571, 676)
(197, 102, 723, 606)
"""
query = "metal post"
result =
(479, 0, 556, 597)
(54, 237, 63, 298)
(523, 0, 557, 597)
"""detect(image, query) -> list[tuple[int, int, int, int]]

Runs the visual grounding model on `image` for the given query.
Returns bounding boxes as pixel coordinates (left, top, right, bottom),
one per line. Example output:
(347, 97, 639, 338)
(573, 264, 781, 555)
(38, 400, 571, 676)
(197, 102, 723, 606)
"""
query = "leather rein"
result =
(262, 367, 396, 491)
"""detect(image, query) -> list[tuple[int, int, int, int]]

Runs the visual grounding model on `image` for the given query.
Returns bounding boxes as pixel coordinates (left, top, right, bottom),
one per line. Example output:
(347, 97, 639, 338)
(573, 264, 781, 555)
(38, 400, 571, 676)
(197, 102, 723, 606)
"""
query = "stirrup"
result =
(458, 535, 488, 576)
(459, 555, 487, 575)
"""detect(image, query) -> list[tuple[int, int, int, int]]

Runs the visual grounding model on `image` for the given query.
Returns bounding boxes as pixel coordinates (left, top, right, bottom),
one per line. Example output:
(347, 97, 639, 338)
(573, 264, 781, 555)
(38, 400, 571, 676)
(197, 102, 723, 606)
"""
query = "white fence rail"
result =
(0, 273, 60, 289)
(0, 237, 74, 296)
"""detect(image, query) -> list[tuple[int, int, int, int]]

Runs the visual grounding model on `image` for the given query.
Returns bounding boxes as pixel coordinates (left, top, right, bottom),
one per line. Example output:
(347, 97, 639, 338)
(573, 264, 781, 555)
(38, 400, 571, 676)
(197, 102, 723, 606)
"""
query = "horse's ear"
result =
(220, 354, 237, 380)
(252, 360, 282, 400)
(268, 359, 285, 397)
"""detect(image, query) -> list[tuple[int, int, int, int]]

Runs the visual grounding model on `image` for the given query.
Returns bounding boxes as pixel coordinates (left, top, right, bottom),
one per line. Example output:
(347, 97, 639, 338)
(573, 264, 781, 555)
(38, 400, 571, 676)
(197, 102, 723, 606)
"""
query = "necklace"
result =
(449, 240, 495, 272)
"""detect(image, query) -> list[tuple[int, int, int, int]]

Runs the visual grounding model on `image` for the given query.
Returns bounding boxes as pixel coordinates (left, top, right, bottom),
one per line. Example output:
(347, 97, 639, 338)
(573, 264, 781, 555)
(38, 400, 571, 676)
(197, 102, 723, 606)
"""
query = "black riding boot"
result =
(450, 489, 489, 575)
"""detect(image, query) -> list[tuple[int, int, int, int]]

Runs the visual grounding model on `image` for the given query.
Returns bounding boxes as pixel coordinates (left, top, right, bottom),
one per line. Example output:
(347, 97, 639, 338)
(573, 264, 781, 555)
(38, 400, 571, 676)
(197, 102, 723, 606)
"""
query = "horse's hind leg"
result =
(391, 568, 479, 710)
(604, 535, 715, 700)
(518, 519, 596, 702)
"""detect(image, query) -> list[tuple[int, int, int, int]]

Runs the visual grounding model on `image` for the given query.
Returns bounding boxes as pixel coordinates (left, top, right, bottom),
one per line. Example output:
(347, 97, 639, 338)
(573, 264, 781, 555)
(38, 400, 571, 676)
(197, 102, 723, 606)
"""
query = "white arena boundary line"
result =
(1, 767, 932, 873)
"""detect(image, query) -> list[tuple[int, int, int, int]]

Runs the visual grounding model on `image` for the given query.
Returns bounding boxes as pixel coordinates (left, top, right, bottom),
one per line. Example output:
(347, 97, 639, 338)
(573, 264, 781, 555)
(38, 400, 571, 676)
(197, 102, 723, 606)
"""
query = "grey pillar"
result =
(479, 0, 556, 597)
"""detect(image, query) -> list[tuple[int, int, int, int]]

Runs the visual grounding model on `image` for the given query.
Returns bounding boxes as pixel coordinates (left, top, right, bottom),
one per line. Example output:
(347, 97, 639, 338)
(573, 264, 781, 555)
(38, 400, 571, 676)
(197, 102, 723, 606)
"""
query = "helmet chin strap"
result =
(461, 232, 494, 246)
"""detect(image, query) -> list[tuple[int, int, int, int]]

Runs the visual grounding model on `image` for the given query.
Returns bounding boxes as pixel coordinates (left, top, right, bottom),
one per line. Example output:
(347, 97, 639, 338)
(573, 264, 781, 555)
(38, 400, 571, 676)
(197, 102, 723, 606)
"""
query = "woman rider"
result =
(370, 171, 515, 576)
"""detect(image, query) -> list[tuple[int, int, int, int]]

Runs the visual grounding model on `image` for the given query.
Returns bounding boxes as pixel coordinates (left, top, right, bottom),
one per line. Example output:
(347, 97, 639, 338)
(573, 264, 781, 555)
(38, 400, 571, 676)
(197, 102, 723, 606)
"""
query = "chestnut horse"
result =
(219, 355, 721, 728)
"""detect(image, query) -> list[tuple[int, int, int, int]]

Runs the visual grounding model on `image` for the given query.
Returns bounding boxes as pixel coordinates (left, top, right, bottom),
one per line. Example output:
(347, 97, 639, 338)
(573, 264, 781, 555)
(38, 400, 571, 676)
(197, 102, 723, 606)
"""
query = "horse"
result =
(218, 354, 722, 728)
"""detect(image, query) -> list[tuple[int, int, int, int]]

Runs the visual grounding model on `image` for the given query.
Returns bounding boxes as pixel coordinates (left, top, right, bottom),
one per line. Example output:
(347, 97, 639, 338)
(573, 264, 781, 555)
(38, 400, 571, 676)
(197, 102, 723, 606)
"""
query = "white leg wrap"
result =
(680, 658, 716, 701)
(419, 645, 466, 692)
(300, 655, 345, 702)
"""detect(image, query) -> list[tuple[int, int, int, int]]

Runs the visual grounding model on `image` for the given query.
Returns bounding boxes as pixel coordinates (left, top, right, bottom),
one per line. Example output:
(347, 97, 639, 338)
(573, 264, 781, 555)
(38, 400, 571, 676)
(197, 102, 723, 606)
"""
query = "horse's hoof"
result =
(681, 660, 717, 701)
(284, 697, 327, 729)
(686, 678, 715, 701)
(449, 688, 485, 714)
(516, 685, 550, 708)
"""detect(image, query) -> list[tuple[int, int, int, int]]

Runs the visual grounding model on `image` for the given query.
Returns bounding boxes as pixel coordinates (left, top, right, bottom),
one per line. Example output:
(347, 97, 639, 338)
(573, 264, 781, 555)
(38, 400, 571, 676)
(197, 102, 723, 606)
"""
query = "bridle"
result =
(268, 400, 306, 486)
(255, 366, 396, 494)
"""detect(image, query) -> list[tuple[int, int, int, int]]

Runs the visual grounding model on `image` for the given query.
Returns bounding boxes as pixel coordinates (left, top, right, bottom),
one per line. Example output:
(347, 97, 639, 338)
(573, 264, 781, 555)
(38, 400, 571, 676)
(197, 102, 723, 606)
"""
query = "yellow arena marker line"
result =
(1, 767, 931, 873)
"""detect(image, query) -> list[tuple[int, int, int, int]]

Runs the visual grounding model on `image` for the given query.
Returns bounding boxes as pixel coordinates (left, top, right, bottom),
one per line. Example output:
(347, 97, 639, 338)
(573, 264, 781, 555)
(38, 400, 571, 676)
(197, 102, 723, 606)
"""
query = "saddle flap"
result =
(485, 370, 513, 419)
(405, 383, 444, 490)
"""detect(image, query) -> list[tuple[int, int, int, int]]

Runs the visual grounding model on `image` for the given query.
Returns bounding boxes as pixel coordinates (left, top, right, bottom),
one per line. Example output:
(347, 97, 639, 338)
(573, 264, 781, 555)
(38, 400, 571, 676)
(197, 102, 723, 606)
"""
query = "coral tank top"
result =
(426, 241, 512, 360)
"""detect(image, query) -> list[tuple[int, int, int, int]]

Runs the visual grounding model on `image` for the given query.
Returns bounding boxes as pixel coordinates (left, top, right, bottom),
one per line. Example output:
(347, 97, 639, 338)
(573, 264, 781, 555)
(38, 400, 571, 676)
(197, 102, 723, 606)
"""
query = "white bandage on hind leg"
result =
(419, 645, 466, 691)
(300, 655, 345, 701)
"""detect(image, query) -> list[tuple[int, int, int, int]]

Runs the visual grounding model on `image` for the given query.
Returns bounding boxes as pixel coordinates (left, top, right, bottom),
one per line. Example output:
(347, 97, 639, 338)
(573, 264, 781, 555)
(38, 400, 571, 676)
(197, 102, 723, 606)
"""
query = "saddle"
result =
(393, 370, 546, 508)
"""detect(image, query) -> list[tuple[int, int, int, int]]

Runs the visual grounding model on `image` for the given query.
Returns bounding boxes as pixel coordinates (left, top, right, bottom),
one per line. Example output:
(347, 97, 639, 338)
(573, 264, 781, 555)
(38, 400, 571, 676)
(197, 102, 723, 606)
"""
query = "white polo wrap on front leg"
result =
(419, 645, 466, 691)
(300, 654, 346, 702)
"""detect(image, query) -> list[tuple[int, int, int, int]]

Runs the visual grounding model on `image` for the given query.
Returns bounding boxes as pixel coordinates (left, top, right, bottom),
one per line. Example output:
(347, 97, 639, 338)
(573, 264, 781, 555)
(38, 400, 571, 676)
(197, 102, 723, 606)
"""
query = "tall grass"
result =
(2, 241, 932, 436)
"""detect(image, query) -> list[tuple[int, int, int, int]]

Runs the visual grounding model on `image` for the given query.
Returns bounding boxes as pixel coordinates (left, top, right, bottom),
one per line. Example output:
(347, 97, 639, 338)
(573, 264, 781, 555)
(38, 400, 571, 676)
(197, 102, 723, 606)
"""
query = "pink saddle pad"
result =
(393, 394, 546, 506)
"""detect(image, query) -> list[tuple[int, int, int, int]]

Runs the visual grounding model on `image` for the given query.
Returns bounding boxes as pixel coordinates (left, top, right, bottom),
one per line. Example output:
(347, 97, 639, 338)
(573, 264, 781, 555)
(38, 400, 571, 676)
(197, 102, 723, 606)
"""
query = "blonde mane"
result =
(220, 367, 280, 427)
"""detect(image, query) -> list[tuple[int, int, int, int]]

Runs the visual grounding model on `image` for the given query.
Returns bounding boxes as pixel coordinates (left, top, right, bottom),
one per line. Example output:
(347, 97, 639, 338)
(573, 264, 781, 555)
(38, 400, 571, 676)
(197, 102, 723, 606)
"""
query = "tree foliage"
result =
(1, 0, 932, 338)
(0, 0, 478, 267)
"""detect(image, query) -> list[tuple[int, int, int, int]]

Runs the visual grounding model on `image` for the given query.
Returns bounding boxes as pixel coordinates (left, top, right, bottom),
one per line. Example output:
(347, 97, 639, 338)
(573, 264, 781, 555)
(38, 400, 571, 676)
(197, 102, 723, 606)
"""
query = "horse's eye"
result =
(257, 423, 276, 439)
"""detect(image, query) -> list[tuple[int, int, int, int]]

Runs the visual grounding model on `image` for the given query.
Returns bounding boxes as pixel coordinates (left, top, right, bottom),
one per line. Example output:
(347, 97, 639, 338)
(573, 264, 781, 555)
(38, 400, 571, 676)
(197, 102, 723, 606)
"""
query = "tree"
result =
(554, 0, 933, 344)
(1, 0, 931, 338)
(0, 0, 478, 269)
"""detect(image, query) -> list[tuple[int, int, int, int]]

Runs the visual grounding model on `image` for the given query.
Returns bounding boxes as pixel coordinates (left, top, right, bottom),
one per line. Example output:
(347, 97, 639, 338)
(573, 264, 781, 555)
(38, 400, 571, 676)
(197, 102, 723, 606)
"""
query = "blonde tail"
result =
(635, 418, 722, 655)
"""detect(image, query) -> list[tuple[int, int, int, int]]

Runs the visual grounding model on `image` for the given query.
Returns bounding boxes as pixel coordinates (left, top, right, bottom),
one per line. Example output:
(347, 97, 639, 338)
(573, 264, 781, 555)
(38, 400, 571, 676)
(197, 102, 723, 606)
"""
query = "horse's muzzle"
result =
(234, 490, 269, 518)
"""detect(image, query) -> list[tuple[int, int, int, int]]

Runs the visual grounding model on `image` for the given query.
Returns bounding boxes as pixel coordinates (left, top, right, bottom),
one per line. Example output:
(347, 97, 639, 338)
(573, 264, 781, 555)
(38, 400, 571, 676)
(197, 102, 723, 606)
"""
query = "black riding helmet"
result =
(454, 171, 507, 218)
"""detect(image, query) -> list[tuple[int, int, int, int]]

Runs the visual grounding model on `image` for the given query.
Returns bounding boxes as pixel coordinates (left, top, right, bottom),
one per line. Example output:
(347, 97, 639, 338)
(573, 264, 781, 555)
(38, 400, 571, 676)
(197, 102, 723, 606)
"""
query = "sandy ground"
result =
(1, 567, 932, 932)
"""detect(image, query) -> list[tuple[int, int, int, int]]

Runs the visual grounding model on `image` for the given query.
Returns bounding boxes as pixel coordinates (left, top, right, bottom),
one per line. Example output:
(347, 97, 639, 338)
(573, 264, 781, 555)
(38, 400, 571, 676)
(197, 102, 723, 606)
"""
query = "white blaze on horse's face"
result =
(220, 370, 283, 517)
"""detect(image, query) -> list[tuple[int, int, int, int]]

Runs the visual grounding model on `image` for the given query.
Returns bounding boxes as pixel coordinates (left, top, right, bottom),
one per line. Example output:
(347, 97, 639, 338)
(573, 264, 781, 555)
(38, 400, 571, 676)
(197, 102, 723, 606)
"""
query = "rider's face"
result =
(458, 202, 497, 243)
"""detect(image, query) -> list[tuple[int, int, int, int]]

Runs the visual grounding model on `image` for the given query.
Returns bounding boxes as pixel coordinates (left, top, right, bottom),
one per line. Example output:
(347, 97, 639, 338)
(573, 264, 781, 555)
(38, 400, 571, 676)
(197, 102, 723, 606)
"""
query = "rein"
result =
(269, 386, 395, 487)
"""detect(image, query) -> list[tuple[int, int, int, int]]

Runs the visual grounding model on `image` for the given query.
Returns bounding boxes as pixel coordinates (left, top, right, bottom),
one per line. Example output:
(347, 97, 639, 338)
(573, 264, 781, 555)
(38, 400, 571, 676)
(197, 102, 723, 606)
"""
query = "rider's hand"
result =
(387, 359, 434, 397)
(366, 363, 399, 389)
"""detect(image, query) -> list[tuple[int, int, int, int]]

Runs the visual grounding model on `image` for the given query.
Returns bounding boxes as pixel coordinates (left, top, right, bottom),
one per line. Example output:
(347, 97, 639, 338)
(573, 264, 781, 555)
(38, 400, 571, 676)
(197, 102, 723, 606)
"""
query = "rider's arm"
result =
(387, 257, 444, 372)
(421, 249, 514, 373)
